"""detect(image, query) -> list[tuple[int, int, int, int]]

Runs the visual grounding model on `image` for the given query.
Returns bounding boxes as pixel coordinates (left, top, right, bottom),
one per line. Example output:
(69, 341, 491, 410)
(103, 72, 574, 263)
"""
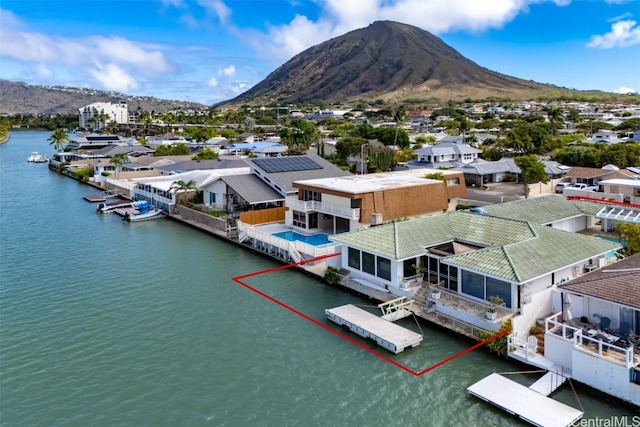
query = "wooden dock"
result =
(467, 373, 583, 427)
(325, 304, 423, 354)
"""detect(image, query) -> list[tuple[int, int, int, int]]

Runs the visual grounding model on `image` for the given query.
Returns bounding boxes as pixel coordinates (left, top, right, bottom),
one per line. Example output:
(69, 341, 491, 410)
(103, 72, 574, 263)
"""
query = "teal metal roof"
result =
(445, 225, 620, 282)
(482, 195, 584, 225)
(330, 211, 535, 260)
(330, 210, 622, 283)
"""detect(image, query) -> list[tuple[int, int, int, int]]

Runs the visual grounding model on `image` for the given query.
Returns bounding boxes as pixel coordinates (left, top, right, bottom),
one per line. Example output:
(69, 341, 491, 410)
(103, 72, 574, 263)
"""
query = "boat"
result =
(27, 152, 49, 163)
(96, 199, 146, 213)
(122, 201, 164, 222)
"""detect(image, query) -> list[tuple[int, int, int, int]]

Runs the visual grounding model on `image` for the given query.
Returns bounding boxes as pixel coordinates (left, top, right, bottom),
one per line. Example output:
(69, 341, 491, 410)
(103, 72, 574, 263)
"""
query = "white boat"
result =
(97, 199, 146, 213)
(27, 152, 49, 163)
(122, 201, 164, 222)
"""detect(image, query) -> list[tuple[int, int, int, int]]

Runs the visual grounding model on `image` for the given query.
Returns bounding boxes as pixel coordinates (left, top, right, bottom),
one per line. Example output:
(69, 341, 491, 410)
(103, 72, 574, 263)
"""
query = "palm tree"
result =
(169, 180, 197, 193)
(392, 106, 406, 147)
(109, 153, 128, 179)
(48, 128, 68, 152)
(547, 107, 564, 136)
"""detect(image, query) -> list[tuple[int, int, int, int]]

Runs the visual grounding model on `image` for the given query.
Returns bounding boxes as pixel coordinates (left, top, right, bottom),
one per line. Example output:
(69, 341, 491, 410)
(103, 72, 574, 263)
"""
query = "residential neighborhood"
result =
(30, 97, 640, 413)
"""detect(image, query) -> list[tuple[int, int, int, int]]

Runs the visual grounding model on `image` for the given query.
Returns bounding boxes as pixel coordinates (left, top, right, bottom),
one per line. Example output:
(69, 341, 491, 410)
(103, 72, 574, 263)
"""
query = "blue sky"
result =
(1, 0, 639, 106)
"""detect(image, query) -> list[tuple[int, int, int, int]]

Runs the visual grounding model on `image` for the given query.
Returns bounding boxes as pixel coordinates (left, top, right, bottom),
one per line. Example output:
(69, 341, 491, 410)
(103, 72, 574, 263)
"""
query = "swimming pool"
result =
(273, 231, 331, 246)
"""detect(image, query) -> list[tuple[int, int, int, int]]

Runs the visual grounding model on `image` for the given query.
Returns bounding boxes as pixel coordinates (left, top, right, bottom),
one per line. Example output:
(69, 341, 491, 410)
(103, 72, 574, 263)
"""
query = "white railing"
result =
(241, 224, 341, 259)
(287, 198, 360, 220)
(545, 312, 635, 368)
(134, 189, 173, 206)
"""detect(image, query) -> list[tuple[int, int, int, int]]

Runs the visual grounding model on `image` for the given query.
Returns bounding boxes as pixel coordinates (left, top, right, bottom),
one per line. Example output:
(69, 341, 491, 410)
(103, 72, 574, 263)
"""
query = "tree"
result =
(192, 148, 218, 160)
(547, 107, 564, 136)
(514, 155, 549, 199)
(48, 128, 69, 152)
(615, 222, 640, 255)
(109, 153, 128, 179)
(169, 180, 197, 194)
(391, 105, 406, 147)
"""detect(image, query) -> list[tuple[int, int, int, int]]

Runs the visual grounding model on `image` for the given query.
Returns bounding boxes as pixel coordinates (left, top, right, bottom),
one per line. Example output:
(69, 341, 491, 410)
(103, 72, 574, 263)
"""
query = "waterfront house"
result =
(132, 167, 250, 212)
(290, 168, 467, 234)
(525, 254, 640, 406)
(329, 210, 620, 331)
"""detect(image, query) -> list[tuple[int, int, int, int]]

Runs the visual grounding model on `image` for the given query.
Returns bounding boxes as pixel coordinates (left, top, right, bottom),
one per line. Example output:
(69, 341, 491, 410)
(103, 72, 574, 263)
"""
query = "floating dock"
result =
(325, 304, 422, 354)
(84, 190, 118, 202)
(467, 373, 583, 427)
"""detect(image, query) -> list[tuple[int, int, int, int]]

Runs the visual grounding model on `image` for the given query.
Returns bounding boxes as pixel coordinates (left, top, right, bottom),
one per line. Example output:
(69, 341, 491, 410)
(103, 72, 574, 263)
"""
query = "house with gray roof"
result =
(329, 210, 620, 332)
(456, 158, 520, 185)
(414, 141, 482, 169)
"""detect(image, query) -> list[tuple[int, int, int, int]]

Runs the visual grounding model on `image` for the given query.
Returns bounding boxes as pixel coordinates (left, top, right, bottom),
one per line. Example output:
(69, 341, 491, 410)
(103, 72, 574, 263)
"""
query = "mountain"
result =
(220, 20, 606, 107)
(0, 80, 208, 116)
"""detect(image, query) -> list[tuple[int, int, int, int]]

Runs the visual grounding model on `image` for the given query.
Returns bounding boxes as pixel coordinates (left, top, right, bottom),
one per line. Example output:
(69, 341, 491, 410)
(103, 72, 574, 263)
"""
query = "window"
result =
(362, 252, 375, 275)
(303, 190, 321, 202)
(486, 277, 511, 308)
(461, 270, 484, 299)
(308, 213, 318, 229)
(376, 257, 391, 281)
(446, 178, 460, 186)
(293, 210, 306, 228)
(348, 248, 360, 269)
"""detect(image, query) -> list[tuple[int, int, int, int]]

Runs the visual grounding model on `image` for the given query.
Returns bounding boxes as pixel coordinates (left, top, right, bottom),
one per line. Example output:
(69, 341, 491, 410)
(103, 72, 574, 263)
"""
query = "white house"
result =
(520, 254, 640, 406)
(329, 210, 620, 331)
(414, 141, 482, 168)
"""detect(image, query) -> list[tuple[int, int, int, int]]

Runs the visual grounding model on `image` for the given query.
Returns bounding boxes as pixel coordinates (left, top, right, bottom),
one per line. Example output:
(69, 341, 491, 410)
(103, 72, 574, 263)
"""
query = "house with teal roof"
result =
(329, 210, 621, 332)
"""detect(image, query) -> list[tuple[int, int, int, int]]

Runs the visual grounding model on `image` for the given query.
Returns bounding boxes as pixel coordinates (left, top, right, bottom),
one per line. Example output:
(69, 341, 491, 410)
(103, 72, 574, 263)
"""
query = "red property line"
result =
(232, 254, 510, 377)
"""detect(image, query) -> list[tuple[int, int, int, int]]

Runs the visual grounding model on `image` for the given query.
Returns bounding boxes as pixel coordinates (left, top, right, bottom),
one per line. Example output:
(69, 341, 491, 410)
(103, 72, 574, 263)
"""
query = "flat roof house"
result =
(291, 168, 467, 234)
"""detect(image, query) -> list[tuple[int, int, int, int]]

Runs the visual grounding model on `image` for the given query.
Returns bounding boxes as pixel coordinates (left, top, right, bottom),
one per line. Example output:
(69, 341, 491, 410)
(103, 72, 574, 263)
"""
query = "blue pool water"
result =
(273, 230, 331, 246)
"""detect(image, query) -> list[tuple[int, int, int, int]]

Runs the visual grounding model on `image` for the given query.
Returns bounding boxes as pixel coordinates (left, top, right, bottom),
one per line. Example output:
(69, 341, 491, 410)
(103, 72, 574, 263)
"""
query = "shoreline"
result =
(59, 164, 640, 411)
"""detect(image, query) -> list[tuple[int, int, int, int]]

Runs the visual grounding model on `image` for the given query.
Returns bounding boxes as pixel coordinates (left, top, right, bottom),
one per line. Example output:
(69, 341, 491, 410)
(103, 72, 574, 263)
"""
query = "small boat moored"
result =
(121, 201, 164, 222)
(27, 152, 49, 163)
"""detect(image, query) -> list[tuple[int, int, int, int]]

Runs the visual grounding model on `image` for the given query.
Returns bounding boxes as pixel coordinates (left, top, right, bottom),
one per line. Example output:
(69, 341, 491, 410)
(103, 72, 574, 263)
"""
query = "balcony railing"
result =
(428, 286, 512, 321)
(288, 198, 360, 221)
(545, 312, 635, 368)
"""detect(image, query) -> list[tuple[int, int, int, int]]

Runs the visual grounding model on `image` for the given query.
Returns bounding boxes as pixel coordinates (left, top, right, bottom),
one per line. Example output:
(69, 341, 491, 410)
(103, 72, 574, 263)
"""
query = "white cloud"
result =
(587, 20, 640, 48)
(245, 0, 553, 65)
(219, 65, 236, 76)
(34, 63, 53, 79)
(613, 86, 637, 94)
(196, 0, 232, 23)
(0, 26, 174, 91)
(89, 64, 139, 91)
(207, 77, 218, 87)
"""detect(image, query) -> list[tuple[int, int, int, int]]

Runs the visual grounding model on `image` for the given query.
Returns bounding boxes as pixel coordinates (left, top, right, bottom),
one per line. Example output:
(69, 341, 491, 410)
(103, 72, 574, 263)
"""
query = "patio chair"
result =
(619, 322, 631, 339)
(599, 316, 611, 331)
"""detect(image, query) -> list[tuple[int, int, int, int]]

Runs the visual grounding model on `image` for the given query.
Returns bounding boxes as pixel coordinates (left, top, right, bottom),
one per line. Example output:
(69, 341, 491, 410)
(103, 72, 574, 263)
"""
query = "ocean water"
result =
(0, 131, 635, 426)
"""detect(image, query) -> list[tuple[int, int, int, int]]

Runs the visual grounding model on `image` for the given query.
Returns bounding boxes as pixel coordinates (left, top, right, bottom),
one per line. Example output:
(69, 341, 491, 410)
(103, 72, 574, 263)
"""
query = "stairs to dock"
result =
(529, 365, 570, 396)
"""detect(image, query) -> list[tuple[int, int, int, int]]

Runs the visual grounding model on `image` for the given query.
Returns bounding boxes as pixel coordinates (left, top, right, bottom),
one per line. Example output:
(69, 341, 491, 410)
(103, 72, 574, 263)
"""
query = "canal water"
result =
(0, 132, 634, 426)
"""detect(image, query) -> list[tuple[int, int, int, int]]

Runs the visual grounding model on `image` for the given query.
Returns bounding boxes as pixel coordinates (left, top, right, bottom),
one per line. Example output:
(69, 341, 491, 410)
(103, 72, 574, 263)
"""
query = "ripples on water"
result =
(0, 132, 634, 426)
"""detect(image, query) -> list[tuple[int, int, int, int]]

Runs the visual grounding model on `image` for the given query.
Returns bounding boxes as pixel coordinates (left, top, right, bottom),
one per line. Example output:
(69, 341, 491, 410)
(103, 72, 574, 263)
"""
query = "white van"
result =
(555, 181, 571, 193)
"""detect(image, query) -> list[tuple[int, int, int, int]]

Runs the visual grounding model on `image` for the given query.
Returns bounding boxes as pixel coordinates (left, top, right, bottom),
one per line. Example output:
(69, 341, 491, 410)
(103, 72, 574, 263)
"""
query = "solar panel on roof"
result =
(253, 157, 322, 173)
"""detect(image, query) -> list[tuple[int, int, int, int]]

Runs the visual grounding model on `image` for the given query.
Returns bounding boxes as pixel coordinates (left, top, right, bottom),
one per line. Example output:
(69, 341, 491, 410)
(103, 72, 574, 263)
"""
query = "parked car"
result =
(567, 183, 599, 192)
(555, 182, 571, 193)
